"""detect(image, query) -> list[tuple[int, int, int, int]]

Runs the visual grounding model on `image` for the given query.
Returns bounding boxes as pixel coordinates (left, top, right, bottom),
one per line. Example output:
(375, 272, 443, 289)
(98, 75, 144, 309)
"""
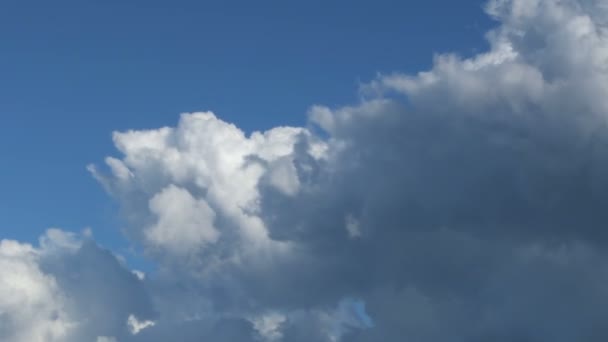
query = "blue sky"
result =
(0, 0, 493, 249)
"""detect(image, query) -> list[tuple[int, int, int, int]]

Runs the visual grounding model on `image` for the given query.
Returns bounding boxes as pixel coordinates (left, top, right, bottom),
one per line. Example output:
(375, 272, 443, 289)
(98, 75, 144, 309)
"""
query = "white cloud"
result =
(265, 157, 301, 196)
(131, 270, 145, 280)
(250, 312, 286, 341)
(0, 229, 157, 342)
(96, 337, 117, 342)
(344, 214, 361, 239)
(0, 239, 73, 342)
(127, 314, 155, 335)
(92, 112, 312, 250)
(145, 185, 219, 255)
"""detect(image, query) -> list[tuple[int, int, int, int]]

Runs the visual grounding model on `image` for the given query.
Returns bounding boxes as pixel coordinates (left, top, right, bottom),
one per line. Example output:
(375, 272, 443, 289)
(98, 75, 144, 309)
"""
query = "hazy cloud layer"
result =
(4, 0, 608, 340)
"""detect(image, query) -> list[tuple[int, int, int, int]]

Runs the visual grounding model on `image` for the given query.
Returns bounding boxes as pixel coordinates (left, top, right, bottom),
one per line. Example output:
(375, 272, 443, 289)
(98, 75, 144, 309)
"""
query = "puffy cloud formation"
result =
(5, 0, 608, 340)
(0, 229, 154, 342)
(0, 238, 71, 341)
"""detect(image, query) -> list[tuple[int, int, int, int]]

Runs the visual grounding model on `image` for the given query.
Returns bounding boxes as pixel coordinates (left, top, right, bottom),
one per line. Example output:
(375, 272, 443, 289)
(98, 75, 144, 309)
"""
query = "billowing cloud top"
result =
(4, 0, 608, 340)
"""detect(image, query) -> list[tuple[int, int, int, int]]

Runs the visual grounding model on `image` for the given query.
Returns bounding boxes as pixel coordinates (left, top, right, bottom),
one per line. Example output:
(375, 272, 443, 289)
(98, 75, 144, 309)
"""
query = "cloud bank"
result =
(4, 0, 608, 340)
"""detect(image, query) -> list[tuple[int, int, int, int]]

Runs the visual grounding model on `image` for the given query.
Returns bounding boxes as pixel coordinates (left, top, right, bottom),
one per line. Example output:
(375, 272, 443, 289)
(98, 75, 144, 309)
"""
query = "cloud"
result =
(4, 0, 608, 340)
(0, 238, 73, 342)
(127, 314, 155, 335)
(145, 184, 219, 255)
(94, 0, 608, 340)
(0, 229, 156, 342)
(96, 337, 117, 342)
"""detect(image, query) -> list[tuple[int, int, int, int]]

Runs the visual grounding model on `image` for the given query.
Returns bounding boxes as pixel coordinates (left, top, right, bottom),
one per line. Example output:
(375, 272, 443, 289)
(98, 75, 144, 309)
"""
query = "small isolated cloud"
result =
(96, 337, 117, 342)
(127, 314, 155, 335)
(250, 312, 286, 341)
(4, 0, 608, 341)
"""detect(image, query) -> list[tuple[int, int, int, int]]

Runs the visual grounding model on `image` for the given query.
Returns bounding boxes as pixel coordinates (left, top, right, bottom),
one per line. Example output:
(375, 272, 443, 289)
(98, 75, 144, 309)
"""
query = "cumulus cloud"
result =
(145, 184, 219, 255)
(4, 0, 608, 340)
(0, 238, 73, 342)
(93, 0, 608, 340)
(0, 229, 155, 342)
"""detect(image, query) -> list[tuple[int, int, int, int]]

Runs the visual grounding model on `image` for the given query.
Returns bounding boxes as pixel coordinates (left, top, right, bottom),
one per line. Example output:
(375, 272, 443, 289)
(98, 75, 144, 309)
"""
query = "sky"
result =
(3, 0, 608, 341)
